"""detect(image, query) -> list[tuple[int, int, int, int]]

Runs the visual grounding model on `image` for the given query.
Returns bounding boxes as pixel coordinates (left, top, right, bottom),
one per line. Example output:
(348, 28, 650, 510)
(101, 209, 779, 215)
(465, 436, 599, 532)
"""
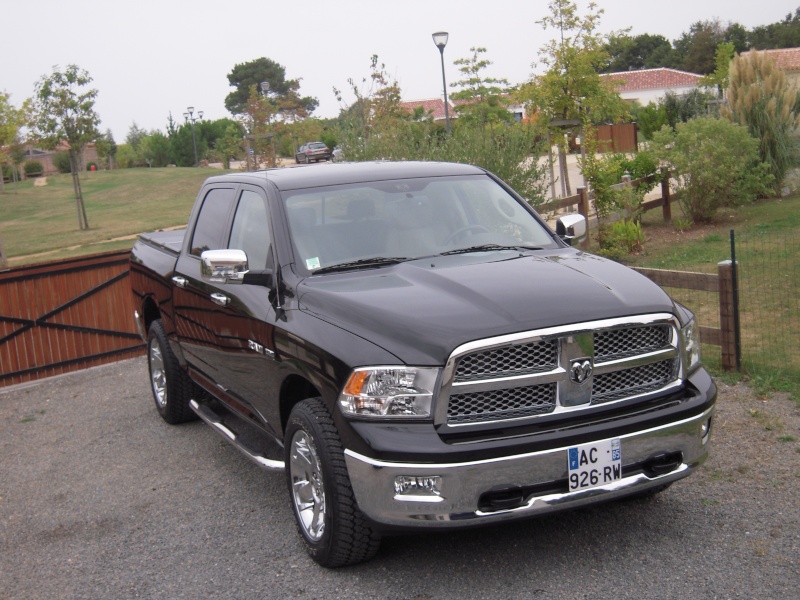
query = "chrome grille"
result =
(440, 315, 682, 429)
(592, 359, 678, 404)
(454, 340, 557, 381)
(595, 325, 670, 360)
(448, 383, 557, 423)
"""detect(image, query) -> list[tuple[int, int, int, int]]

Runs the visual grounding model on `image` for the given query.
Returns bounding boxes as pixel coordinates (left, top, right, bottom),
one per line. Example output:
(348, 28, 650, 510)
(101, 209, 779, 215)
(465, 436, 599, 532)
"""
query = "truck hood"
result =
(295, 249, 676, 365)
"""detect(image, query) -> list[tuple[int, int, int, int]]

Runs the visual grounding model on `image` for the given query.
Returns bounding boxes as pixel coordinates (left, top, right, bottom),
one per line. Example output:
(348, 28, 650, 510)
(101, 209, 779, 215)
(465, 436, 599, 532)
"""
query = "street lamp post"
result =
(183, 106, 203, 166)
(432, 31, 451, 134)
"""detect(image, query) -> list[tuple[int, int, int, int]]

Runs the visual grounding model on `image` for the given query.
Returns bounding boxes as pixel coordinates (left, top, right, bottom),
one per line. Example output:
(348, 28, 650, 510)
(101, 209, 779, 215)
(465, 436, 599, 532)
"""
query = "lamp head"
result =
(432, 31, 449, 50)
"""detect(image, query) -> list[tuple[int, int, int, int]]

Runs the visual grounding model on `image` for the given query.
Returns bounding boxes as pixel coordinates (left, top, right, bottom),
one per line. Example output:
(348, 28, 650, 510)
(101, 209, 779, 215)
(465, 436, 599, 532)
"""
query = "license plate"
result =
(568, 438, 622, 491)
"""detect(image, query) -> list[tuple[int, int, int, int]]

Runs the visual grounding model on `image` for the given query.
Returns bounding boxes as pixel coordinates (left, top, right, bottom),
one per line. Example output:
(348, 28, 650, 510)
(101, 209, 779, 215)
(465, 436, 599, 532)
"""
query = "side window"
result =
(229, 189, 270, 270)
(190, 187, 237, 257)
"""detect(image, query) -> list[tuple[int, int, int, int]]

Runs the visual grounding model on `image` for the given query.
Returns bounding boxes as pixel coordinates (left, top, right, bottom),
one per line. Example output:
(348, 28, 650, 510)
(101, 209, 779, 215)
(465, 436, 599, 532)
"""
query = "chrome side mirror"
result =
(201, 249, 248, 283)
(556, 214, 587, 247)
(200, 249, 274, 287)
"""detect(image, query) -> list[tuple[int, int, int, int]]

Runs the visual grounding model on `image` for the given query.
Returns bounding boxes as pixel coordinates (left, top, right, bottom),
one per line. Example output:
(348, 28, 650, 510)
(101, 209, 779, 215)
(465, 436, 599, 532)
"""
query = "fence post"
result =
(577, 186, 590, 249)
(717, 260, 738, 370)
(660, 169, 672, 222)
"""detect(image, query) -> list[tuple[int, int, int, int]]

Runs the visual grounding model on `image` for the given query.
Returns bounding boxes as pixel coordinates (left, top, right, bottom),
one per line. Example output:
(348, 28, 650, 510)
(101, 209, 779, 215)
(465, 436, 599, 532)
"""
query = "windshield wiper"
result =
(312, 257, 408, 274)
(440, 244, 542, 256)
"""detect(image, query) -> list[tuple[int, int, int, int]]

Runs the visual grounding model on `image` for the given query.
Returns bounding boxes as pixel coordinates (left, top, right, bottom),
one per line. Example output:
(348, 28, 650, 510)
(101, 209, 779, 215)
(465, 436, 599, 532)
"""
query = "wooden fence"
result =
(0, 250, 145, 388)
(632, 263, 738, 370)
(590, 123, 639, 154)
(540, 170, 674, 249)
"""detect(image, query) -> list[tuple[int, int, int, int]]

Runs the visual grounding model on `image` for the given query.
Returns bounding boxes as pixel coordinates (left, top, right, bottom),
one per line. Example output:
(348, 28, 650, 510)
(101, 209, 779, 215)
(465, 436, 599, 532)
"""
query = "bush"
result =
(2, 164, 20, 182)
(24, 160, 44, 177)
(650, 117, 773, 222)
(598, 219, 645, 259)
(581, 150, 660, 222)
(54, 151, 72, 174)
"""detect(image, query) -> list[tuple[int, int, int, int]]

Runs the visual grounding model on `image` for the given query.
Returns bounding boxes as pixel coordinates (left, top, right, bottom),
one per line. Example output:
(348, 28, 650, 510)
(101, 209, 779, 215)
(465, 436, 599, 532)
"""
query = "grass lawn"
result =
(1, 167, 229, 265)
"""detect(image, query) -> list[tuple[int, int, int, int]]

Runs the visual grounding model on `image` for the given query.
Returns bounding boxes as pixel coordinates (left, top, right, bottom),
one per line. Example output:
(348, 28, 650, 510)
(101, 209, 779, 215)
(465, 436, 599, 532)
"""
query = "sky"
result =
(2, 0, 798, 142)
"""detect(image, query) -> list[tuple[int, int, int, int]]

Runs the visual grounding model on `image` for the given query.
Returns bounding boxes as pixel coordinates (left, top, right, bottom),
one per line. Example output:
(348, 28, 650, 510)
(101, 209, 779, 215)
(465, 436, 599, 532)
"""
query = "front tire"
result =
(285, 398, 381, 567)
(147, 319, 197, 424)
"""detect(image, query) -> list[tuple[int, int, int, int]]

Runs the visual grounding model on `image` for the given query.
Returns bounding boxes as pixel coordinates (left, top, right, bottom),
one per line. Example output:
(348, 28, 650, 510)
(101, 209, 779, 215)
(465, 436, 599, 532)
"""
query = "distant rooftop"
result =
(601, 68, 704, 92)
(741, 47, 800, 71)
(399, 98, 451, 121)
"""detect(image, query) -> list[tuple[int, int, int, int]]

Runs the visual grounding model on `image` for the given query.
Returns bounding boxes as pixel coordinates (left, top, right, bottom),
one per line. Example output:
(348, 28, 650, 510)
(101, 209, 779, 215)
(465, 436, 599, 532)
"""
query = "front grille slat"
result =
(448, 383, 557, 423)
(445, 320, 680, 427)
(454, 340, 557, 381)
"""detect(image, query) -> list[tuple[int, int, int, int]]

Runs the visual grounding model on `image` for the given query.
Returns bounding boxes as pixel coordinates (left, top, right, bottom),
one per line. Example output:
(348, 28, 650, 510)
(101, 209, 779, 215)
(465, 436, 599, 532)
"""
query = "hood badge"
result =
(569, 358, 593, 384)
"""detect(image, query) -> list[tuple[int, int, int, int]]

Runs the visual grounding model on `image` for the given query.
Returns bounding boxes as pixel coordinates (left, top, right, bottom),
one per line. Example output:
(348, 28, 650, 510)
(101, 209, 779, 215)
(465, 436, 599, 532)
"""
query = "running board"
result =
(189, 399, 284, 471)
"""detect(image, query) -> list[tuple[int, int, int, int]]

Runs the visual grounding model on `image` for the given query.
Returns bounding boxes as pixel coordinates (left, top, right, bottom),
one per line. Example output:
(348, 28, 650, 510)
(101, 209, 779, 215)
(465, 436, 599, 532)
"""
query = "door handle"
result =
(210, 293, 230, 307)
(172, 276, 187, 288)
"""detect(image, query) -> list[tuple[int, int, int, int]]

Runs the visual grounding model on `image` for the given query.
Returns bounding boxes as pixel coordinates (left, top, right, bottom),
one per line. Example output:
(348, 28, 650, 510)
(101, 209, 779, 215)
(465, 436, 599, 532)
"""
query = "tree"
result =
(95, 128, 117, 169)
(333, 55, 547, 203)
(662, 88, 715, 128)
(450, 47, 514, 134)
(650, 117, 771, 222)
(0, 91, 27, 195)
(125, 122, 148, 151)
(140, 131, 171, 167)
(722, 50, 800, 195)
(333, 55, 410, 159)
(238, 84, 277, 168)
(29, 65, 100, 230)
(699, 42, 736, 96)
(225, 57, 318, 116)
(519, 0, 628, 195)
(214, 123, 245, 169)
(603, 33, 675, 72)
(749, 8, 800, 49)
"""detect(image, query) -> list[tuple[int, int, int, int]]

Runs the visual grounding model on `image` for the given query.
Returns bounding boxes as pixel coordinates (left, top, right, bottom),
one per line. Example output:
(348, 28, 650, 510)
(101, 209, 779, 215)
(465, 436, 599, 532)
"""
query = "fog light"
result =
(394, 476, 443, 502)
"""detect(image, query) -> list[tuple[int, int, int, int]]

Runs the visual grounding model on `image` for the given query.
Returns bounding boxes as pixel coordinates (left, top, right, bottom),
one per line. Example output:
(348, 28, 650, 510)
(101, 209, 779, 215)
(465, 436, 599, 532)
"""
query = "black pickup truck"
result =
(130, 161, 716, 567)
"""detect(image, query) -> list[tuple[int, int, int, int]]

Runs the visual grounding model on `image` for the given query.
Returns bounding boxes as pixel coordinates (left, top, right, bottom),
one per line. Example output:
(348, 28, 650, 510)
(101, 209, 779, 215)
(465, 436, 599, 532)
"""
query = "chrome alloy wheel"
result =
(149, 341, 168, 409)
(289, 430, 326, 541)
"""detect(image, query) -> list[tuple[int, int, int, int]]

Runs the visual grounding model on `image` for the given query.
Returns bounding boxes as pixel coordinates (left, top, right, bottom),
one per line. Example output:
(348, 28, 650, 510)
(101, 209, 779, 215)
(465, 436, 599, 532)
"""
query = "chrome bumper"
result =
(344, 406, 714, 528)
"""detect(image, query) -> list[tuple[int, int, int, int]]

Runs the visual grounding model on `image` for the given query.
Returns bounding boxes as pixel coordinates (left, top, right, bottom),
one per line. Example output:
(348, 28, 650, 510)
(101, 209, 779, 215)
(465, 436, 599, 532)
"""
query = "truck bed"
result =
(137, 229, 185, 256)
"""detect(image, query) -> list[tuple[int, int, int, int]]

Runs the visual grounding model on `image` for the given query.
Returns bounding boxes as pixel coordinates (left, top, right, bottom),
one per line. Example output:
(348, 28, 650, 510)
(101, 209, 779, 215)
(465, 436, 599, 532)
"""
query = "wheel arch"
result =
(140, 295, 162, 333)
(279, 374, 323, 433)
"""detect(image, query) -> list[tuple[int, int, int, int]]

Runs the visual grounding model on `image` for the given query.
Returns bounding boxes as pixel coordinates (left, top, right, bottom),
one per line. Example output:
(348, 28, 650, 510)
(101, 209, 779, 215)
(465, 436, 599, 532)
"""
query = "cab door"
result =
(173, 184, 280, 429)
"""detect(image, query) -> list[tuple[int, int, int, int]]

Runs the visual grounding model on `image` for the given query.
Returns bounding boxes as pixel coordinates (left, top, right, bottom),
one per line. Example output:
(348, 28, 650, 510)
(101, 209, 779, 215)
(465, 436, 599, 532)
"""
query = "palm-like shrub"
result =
(723, 51, 800, 195)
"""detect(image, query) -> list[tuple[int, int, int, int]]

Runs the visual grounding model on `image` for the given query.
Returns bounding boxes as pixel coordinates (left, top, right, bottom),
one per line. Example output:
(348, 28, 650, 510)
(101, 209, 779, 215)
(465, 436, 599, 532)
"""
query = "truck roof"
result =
(201, 161, 488, 192)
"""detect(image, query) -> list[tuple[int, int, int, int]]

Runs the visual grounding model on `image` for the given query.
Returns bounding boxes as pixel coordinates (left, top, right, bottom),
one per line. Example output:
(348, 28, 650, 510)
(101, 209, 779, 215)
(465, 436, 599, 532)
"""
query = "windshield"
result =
(283, 174, 556, 274)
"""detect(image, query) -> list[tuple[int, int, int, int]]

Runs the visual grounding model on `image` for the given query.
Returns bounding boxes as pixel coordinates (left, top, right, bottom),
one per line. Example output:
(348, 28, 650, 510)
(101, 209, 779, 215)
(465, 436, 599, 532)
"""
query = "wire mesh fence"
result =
(734, 230, 800, 381)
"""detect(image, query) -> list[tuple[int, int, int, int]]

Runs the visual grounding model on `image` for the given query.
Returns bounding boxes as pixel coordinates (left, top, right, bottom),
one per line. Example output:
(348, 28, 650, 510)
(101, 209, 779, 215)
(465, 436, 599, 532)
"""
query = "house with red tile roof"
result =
(399, 98, 452, 122)
(740, 47, 800, 86)
(399, 96, 528, 124)
(601, 68, 706, 106)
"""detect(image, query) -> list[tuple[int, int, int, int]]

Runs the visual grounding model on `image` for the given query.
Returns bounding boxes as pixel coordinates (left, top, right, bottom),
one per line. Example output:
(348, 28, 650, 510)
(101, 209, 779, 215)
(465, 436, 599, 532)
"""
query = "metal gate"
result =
(0, 251, 144, 388)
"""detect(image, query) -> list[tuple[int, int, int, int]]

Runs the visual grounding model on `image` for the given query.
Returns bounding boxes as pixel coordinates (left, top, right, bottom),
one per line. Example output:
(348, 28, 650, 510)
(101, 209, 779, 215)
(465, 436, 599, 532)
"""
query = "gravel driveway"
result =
(1, 357, 798, 599)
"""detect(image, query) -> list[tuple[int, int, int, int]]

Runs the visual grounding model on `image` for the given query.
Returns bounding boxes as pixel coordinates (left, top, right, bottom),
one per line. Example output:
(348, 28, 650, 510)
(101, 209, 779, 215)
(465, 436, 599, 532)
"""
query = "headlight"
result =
(680, 317, 702, 374)
(338, 367, 440, 419)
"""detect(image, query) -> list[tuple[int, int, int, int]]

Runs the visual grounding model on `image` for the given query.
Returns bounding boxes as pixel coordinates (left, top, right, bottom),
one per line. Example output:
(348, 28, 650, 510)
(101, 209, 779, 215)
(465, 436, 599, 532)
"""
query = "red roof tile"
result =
(601, 68, 703, 93)
(399, 98, 452, 120)
(741, 47, 800, 71)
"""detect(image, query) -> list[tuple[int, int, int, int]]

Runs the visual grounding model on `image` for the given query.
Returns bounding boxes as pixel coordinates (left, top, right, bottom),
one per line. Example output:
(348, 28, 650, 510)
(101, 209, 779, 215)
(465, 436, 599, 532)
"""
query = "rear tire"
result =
(285, 398, 381, 567)
(147, 319, 198, 424)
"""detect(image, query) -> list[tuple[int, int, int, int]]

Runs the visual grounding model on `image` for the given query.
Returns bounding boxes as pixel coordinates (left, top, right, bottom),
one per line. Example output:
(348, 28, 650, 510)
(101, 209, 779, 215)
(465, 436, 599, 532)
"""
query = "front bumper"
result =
(344, 404, 713, 528)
